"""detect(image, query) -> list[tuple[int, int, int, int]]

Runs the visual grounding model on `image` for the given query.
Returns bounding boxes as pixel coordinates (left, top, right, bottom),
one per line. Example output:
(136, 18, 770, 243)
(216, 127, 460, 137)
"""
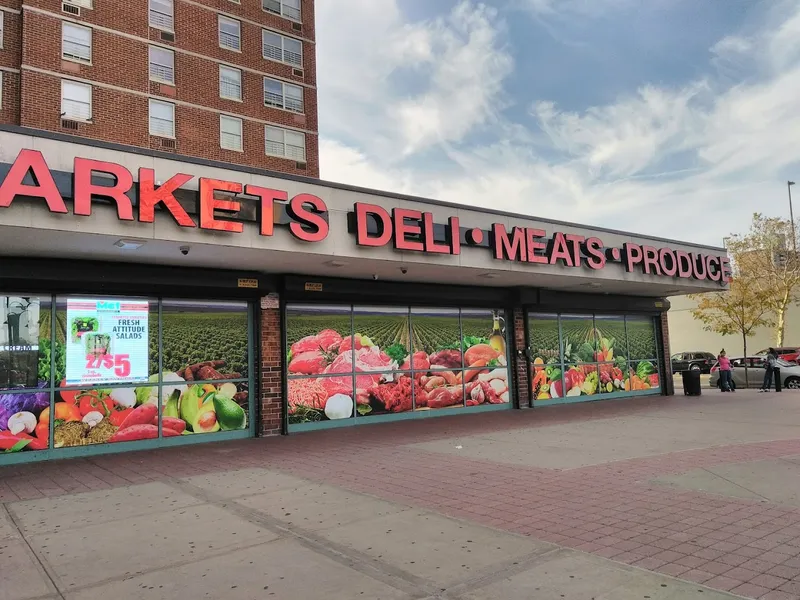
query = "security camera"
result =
(372, 274, 379, 281)
(180, 246, 190, 256)
(400, 267, 408, 275)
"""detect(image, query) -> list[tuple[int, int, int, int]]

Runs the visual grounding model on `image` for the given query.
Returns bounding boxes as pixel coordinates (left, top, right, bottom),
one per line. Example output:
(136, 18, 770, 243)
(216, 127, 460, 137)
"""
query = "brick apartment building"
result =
(0, 0, 318, 176)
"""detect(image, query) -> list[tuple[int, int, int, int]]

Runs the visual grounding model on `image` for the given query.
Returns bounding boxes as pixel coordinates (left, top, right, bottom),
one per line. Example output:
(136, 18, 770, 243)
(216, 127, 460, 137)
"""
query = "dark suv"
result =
(671, 351, 716, 374)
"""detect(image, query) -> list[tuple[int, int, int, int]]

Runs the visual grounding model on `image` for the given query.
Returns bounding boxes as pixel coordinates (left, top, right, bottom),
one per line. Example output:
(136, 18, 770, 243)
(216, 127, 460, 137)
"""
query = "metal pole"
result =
(789, 181, 796, 254)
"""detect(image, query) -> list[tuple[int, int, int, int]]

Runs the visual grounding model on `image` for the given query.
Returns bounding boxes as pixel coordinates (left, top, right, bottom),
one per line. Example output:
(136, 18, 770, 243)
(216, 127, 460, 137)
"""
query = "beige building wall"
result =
(668, 294, 800, 356)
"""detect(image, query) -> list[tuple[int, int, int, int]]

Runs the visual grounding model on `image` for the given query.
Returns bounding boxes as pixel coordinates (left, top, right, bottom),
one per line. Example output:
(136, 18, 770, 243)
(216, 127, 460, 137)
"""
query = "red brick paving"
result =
(3, 396, 800, 599)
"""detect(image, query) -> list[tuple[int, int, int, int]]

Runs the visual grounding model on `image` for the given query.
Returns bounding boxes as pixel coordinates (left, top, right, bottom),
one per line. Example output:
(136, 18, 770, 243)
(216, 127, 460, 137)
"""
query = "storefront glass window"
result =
(528, 311, 660, 404)
(0, 295, 253, 456)
(461, 309, 510, 406)
(0, 295, 51, 390)
(286, 304, 511, 428)
(626, 316, 660, 391)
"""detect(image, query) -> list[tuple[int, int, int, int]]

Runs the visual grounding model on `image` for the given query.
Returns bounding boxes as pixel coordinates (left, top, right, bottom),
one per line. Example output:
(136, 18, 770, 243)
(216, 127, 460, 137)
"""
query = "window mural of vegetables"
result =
(626, 317, 658, 360)
(0, 387, 50, 452)
(286, 305, 510, 427)
(1, 296, 252, 454)
(160, 301, 249, 379)
(527, 312, 660, 405)
(46, 376, 248, 448)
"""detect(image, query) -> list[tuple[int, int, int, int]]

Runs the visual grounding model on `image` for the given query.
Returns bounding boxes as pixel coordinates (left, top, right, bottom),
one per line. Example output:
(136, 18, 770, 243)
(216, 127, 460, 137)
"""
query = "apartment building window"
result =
(0, 12, 4, 50)
(149, 0, 174, 31)
(61, 80, 92, 121)
(263, 78, 303, 113)
(263, 0, 300, 22)
(265, 125, 305, 161)
(62, 22, 92, 64)
(218, 16, 241, 51)
(219, 65, 242, 101)
(262, 30, 302, 67)
(149, 99, 175, 137)
(149, 46, 175, 84)
(64, 0, 93, 9)
(220, 115, 243, 151)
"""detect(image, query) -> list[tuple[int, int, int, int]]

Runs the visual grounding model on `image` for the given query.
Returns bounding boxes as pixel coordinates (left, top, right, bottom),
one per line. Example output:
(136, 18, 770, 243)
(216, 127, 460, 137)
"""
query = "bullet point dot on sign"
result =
(470, 228, 484, 244)
(611, 248, 621, 261)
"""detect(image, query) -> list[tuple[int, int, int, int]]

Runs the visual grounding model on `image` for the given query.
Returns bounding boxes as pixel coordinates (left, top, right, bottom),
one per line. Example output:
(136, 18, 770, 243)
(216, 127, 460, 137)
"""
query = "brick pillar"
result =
(660, 312, 674, 396)
(513, 309, 531, 408)
(259, 299, 283, 436)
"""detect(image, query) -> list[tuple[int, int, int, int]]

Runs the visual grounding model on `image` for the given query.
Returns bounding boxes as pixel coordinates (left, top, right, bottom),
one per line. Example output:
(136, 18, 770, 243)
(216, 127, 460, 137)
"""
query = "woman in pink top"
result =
(718, 350, 734, 392)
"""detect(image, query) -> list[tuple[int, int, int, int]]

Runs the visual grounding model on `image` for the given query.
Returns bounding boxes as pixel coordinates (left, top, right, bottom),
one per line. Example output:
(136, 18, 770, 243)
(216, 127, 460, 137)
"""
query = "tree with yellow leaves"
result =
(725, 214, 800, 346)
(690, 277, 774, 388)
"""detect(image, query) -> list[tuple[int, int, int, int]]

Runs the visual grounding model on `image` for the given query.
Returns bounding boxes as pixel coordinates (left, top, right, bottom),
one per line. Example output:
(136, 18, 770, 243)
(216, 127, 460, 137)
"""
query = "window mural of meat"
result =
(286, 305, 510, 427)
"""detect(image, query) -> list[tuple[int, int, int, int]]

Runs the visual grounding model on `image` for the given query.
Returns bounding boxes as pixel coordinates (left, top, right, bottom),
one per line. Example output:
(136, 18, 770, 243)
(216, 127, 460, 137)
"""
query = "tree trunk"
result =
(743, 334, 749, 388)
(775, 294, 789, 346)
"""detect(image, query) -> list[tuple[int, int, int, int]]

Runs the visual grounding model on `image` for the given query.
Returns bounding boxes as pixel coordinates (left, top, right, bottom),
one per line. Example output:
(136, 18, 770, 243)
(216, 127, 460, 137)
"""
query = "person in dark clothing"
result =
(760, 348, 777, 392)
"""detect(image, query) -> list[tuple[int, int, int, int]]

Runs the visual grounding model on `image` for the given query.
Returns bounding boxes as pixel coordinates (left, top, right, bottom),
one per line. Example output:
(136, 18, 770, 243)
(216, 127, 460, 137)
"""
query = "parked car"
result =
(755, 347, 800, 365)
(710, 357, 800, 389)
(671, 351, 716, 373)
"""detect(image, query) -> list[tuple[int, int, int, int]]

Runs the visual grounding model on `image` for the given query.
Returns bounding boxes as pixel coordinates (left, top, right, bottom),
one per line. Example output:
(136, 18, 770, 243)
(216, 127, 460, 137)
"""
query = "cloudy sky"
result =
(314, 0, 800, 247)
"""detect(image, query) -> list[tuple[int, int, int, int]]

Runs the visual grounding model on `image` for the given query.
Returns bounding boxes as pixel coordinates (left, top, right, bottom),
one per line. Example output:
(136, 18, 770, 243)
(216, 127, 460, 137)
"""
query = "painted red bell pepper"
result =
(108, 407, 134, 427)
(58, 380, 81, 405)
(78, 392, 114, 417)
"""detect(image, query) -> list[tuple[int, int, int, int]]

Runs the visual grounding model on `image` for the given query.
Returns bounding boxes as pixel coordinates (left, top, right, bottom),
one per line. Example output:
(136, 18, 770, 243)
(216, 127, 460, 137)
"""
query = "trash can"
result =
(682, 370, 702, 396)
(775, 368, 782, 392)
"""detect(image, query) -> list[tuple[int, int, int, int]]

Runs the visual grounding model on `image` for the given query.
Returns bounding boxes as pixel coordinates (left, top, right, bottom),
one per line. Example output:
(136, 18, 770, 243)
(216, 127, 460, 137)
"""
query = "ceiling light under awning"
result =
(113, 239, 146, 250)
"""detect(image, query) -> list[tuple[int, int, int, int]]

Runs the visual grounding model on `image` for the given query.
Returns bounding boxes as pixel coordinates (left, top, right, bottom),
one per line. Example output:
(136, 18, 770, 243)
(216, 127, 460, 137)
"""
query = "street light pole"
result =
(789, 181, 796, 254)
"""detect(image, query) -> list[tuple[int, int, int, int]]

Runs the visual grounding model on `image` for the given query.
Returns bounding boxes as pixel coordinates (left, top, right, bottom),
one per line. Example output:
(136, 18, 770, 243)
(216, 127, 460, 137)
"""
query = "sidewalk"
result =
(3, 389, 800, 599)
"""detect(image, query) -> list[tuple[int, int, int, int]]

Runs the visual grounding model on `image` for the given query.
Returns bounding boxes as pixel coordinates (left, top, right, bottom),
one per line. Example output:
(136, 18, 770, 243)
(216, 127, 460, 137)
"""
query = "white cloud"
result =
(533, 83, 706, 179)
(316, 0, 800, 247)
(390, 3, 513, 154)
(316, 0, 511, 159)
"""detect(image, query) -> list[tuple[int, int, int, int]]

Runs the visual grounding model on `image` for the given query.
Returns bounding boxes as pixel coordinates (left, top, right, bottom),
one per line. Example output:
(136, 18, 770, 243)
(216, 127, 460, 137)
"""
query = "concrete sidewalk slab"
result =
(180, 468, 310, 499)
(64, 538, 413, 600)
(25, 500, 277, 590)
(0, 507, 20, 541)
(8, 481, 204, 536)
(237, 482, 409, 531)
(459, 549, 738, 600)
(319, 509, 549, 586)
(0, 538, 57, 600)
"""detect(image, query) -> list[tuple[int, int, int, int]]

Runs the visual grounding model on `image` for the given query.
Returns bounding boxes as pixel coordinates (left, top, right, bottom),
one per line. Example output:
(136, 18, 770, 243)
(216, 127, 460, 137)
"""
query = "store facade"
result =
(0, 127, 730, 462)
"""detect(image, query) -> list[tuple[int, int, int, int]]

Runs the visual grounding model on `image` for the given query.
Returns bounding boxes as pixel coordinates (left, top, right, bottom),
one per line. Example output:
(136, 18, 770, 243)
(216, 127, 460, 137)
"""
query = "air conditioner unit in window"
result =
(295, 162, 307, 170)
(159, 138, 176, 150)
(292, 22, 302, 32)
(160, 31, 175, 43)
(62, 3, 81, 15)
(61, 119, 80, 131)
(292, 68, 304, 78)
